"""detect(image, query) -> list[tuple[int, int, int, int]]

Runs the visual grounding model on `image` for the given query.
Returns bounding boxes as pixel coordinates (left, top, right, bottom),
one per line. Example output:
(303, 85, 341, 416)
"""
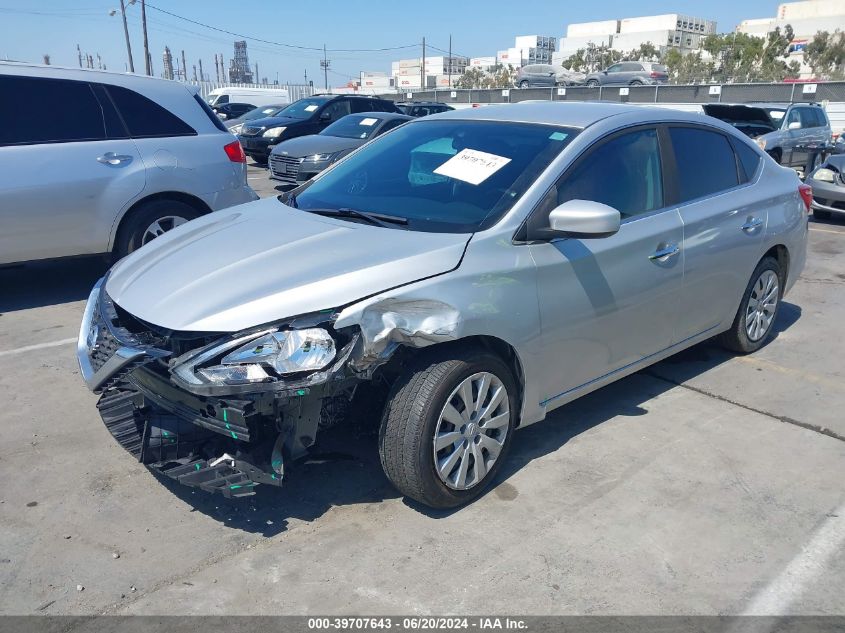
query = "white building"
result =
(557, 13, 717, 63)
(497, 35, 557, 67)
(736, 0, 845, 78)
(389, 55, 468, 88)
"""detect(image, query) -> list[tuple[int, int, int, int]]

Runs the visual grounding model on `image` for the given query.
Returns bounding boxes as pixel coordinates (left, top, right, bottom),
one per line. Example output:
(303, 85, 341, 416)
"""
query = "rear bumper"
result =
(808, 178, 845, 214)
(238, 135, 274, 161)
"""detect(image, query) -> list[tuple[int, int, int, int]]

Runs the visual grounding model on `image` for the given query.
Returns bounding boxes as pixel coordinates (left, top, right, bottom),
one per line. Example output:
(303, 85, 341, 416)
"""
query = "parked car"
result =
(807, 154, 845, 220)
(237, 94, 402, 164)
(268, 111, 412, 187)
(832, 133, 845, 155)
(206, 87, 290, 108)
(396, 101, 454, 117)
(212, 102, 256, 121)
(516, 64, 586, 88)
(225, 104, 288, 132)
(0, 62, 257, 265)
(584, 61, 668, 86)
(702, 102, 831, 169)
(78, 102, 808, 509)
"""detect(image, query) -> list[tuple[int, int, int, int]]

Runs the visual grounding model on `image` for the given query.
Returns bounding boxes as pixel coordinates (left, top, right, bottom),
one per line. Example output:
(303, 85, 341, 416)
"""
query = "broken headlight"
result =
(812, 167, 836, 183)
(172, 327, 337, 389)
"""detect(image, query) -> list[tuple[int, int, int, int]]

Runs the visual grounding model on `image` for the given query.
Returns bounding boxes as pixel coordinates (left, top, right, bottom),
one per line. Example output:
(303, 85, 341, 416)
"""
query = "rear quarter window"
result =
(732, 139, 762, 183)
(106, 85, 196, 138)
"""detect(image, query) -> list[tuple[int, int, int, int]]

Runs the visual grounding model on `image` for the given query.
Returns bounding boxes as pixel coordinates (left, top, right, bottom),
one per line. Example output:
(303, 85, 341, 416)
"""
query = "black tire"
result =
(519, 80, 529, 89)
(115, 199, 202, 258)
(716, 256, 783, 354)
(629, 80, 643, 86)
(586, 79, 599, 87)
(379, 346, 518, 509)
(767, 148, 782, 164)
(814, 209, 832, 220)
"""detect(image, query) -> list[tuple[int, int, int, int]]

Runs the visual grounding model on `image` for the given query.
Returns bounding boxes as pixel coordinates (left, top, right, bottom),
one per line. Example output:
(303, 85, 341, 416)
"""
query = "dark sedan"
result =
(268, 112, 412, 187)
(212, 102, 256, 120)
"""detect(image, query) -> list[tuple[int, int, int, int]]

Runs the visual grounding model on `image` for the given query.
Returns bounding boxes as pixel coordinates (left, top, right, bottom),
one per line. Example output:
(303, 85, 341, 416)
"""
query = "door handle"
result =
(97, 152, 133, 166)
(648, 243, 680, 261)
(741, 217, 764, 232)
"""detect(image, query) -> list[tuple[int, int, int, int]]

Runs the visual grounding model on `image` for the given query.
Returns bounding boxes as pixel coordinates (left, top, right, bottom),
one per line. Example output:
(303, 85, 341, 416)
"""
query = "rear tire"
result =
(629, 80, 643, 85)
(379, 347, 518, 509)
(114, 199, 202, 258)
(766, 148, 783, 164)
(716, 257, 783, 354)
(586, 79, 599, 87)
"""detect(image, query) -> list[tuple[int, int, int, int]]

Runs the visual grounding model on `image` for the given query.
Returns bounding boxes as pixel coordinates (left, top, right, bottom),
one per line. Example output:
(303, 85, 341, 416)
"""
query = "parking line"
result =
(0, 337, 76, 357)
(734, 355, 843, 390)
(809, 227, 845, 235)
(740, 500, 845, 615)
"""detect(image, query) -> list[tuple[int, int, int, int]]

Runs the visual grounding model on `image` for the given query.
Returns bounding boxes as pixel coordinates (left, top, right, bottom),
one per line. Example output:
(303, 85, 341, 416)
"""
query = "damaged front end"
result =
(77, 277, 362, 498)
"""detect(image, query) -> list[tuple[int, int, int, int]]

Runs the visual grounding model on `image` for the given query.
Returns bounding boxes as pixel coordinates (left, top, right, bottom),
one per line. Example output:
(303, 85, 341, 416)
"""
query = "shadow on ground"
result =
(0, 257, 109, 312)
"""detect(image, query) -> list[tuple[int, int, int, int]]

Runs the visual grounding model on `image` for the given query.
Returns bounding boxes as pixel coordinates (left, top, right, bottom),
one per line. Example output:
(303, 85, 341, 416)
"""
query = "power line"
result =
(142, 2, 419, 53)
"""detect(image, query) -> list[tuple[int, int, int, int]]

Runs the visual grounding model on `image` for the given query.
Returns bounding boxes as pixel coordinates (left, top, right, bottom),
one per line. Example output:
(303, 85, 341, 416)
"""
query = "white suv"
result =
(0, 63, 258, 265)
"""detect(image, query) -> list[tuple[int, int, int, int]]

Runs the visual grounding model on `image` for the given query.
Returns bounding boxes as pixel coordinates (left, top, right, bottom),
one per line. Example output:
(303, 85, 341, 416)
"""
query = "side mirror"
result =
(217, 113, 228, 120)
(602, 70, 608, 74)
(319, 111, 332, 121)
(788, 121, 801, 131)
(536, 200, 621, 239)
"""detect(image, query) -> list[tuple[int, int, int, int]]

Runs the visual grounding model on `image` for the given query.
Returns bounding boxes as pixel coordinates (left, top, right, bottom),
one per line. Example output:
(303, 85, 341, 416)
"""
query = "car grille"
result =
(240, 126, 263, 137)
(269, 154, 302, 185)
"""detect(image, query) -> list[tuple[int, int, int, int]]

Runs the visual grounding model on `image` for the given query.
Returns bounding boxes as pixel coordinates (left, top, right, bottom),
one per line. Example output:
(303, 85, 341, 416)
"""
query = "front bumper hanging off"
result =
(77, 280, 290, 498)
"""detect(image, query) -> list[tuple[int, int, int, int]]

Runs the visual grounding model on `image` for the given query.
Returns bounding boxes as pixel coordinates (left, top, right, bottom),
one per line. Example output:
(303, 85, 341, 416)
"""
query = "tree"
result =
(560, 43, 621, 72)
(454, 67, 485, 89)
(804, 30, 845, 79)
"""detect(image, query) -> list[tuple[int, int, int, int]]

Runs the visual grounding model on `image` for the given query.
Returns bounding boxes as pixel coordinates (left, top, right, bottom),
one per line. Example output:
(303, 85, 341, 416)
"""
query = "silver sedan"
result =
(78, 102, 809, 508)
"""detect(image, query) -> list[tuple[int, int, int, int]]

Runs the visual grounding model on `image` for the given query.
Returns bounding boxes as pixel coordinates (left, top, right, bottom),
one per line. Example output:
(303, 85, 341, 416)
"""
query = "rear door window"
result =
(106, 85, 196, 138)
(0, 75, 107, 146)
(669, 127, 739, 202)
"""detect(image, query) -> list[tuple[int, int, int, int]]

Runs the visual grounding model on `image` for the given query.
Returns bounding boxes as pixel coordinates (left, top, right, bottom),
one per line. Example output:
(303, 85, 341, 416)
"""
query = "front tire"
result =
(519, 80, 529, 89)
(586, 79, 599, 87)
(716, 257, 782, 353)
(379, 347, 518, 509)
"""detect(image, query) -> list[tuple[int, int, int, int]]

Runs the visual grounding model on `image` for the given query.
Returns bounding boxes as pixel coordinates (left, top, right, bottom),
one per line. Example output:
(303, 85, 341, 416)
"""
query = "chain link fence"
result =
(387, 81, 845, 107)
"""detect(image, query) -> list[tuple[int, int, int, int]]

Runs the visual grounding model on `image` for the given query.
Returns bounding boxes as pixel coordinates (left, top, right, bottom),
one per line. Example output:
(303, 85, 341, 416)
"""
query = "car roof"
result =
(0, 60, 194, 92)
(431, 101, 665, 129)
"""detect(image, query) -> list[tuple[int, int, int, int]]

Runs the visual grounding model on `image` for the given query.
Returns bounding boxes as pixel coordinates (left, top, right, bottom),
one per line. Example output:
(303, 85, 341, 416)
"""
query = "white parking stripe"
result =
(0, 337, 76, 357)
(809, 227, 845, 235)
(741, 501, 845, 615)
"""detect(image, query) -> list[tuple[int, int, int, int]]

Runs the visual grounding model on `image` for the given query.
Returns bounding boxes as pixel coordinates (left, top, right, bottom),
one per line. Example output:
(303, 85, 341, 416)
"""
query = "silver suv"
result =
(703, 102, 831, 170)
(0, 63, 258, 265)
(584, 61, 668, 86)
(78, 102, 808, 509)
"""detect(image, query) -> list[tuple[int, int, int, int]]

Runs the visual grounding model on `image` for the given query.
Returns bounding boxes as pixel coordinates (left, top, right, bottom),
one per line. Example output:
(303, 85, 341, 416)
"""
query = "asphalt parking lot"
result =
(0, 164, 843, 616)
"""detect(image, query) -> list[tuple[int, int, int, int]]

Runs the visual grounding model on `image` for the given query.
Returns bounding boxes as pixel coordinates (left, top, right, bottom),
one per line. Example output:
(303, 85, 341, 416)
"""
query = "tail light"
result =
(223, 139, 246, 163)
(650, 71, 665, 78)
(799, 184, 813, 212)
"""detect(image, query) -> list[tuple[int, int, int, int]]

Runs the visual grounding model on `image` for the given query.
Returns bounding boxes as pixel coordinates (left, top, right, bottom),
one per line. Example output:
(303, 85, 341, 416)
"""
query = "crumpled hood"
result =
(105, 198, 470, 332)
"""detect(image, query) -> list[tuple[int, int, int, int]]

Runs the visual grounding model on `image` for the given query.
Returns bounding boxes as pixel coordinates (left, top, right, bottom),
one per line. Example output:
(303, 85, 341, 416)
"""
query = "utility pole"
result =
(255, 62, 259, 84)
(448, 34, 452, 88)
(421, 37, 426, 90)
(118, 0, 134, 72)
(181, 50, 187, 81)
(141, 0, 151, 75)
(219, 53, 225, 81)
(43, 54, 51, 65)
(77, 44, 83, 68)
(192, 65, 197, 81)
(213, 54, 219, 81)
(320, 44, 330, 91)
(198, 58, 204, 82)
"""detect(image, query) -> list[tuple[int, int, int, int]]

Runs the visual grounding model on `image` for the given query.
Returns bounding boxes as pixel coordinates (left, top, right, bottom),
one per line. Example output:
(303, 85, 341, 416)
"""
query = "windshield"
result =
(277, 97, 330, 120)
(206, 94, 227, 106)
(322, 115, 386, 139)
(290, 120, 577, 233)
(768, 109, 786, 121)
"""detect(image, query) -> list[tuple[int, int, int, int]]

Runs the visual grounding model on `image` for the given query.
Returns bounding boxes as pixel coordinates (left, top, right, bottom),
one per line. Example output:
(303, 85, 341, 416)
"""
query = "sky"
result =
(0, 0, 782, 86)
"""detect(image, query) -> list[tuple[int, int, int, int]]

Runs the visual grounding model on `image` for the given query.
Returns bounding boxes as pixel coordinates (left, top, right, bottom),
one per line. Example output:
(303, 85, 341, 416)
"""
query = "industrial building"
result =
(497, 35, 557, 67)
(556, 13, 717, 63)
(390, 55, 469, 89)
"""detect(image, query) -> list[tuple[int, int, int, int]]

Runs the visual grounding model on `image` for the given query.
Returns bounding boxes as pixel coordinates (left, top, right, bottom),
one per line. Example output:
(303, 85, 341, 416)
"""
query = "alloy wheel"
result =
(141, 215, 189, 245)
(746, 269, 779, 342)
(433, 371, 510, 491)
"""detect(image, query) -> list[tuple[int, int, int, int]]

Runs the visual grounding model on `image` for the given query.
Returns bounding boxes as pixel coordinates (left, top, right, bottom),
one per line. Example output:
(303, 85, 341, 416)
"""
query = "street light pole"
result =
(118, 0, 134, 72)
